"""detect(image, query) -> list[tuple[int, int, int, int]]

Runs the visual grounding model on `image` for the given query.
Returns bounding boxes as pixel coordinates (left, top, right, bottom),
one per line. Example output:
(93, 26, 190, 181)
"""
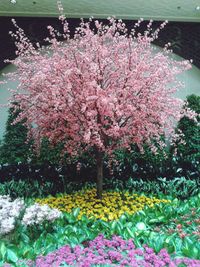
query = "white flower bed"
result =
(0, 195, 61, 236)
(22, 203, 62, 226)
(0, 195, 24, 235)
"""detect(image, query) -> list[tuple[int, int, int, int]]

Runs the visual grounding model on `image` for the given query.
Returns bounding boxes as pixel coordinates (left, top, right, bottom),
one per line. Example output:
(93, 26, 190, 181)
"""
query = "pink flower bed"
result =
(34, 235, 200, 267)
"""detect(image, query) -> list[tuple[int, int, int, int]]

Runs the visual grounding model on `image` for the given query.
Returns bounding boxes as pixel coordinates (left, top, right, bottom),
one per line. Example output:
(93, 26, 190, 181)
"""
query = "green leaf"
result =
(6, 249, 18, 263)
(72, 208, 80, 218)
(0, 243, 7, 260)
(64, 213, 76, 224)
(98, 220, 110, 230)
(68, 235, 79, 247)
(136, 210, 146, 216)
(20, 232, 30, 244)
(191, 247, 199, 258)
(119, 214, 127, 223)
(133, 237, 142, 247)
(182, 247, 191, 258)
(149, 216, 165, 224)
(111, 221, 117, 231)
(126, 227, 135, 238)
(165, 244, 175, 254)
(165, 234, 177, 244)
(21, 247, 32, 258)
(26, 248, 36, 260)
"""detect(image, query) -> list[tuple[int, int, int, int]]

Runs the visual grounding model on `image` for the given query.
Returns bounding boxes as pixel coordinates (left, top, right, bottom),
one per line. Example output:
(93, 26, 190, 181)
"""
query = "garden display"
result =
(0, 190, 200, 266)
(0, 2, 199, 267)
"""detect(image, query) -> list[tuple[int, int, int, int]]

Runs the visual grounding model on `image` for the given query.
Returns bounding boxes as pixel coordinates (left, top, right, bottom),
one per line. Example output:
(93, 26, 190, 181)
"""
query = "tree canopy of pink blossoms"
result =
(5, 13, 195, 198)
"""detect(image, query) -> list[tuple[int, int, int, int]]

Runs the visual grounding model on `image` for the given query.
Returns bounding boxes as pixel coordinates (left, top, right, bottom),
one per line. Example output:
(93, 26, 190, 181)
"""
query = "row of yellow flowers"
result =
(36, 188, 170, 221)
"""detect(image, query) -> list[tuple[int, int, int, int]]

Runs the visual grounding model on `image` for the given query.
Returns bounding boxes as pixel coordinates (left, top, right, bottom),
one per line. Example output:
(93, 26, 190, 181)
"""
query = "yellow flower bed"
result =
(36, 188, 170, 221)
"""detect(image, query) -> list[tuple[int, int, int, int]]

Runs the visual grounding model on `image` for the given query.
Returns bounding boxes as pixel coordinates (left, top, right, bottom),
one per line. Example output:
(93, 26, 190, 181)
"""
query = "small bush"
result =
(170, 94, 200, 176)
(0, 105, 32, 164)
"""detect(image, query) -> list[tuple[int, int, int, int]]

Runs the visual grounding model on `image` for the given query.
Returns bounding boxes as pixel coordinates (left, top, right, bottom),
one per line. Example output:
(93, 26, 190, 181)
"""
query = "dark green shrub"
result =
(31, 138, 64, 165)
(0, 105, 67, 165)
(112, 94, 200, 180)
(104, 176, 200, 199)
(112, 141, 170, 180)
(0, 105, 94, 167)
(0, 175, 199, 199)
(0, 178, 95, 199)
(0, 179, 54, 199)
(0, 105, 33, 164)
(170, 94, 200, 176)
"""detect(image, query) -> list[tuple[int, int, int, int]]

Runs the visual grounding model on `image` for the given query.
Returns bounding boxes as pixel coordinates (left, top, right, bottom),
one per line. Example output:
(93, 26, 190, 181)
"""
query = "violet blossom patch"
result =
(34, 235, 200, 266)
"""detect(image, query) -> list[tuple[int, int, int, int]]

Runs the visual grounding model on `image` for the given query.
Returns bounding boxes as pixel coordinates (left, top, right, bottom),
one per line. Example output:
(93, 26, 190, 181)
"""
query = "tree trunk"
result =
(96, 151, 103, 199)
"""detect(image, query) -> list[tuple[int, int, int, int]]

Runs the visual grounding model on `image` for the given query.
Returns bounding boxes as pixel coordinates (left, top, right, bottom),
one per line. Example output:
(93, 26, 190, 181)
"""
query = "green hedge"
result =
(170, 94, 200, 174)
(0, 105, 33, 164)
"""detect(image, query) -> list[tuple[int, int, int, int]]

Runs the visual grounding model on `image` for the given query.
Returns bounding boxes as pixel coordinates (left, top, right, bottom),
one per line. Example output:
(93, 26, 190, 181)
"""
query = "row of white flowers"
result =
(0, 195, 61, 235)
(22, 203, 61, 226)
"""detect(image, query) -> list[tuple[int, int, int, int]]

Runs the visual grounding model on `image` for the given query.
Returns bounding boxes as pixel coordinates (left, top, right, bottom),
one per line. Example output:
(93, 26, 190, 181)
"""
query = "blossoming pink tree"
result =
(7, 15, 195, 199)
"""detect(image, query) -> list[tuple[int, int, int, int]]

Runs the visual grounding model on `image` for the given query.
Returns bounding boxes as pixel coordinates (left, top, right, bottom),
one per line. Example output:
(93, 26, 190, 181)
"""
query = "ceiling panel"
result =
(0, 0, 200, 22)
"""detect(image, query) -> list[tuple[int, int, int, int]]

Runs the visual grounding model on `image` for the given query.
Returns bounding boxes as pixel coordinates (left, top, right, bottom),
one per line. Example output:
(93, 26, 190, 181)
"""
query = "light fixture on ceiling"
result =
(195, 6, 200, 11)
(10, 0, 17, 4)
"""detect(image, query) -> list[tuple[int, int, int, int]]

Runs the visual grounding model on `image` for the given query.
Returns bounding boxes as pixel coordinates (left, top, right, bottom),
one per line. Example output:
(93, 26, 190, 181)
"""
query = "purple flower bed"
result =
(34, 235, 200, 267)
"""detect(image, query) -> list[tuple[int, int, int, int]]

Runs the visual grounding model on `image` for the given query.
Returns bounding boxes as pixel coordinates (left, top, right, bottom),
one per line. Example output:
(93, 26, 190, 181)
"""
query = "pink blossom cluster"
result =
(6, 15, 196, 158)
(33, 234, 200, 266)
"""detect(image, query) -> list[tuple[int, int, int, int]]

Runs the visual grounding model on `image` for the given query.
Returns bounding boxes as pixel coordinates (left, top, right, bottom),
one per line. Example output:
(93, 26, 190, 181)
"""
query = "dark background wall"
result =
(0, 17, 200, 70)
